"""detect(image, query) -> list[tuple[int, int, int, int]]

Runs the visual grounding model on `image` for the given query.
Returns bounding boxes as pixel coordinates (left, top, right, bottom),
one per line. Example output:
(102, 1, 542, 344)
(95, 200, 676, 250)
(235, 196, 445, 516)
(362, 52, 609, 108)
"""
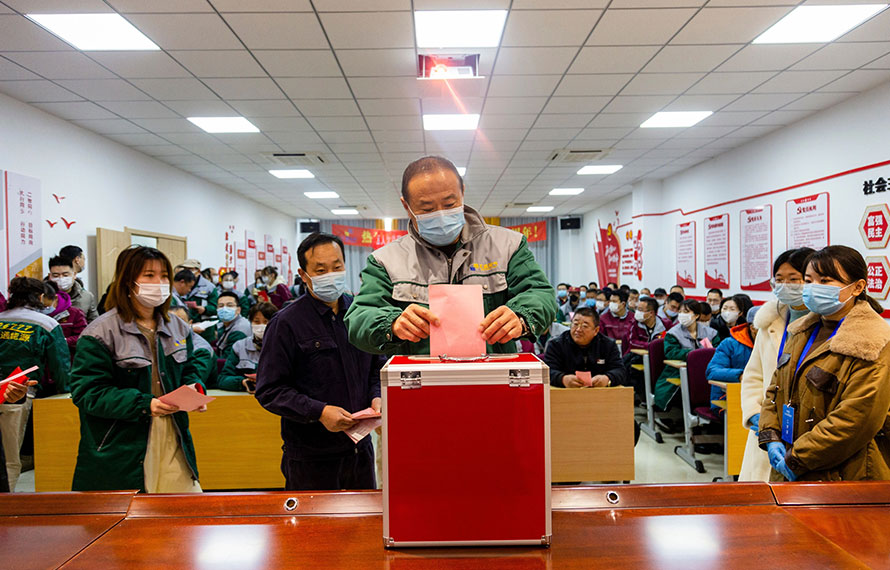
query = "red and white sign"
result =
(786, 192, 829, 250)
(740, 205, 773, 291)
(859, 203, 890, 249)
(234, 241, 247, 290)
(704, 213, 729, 289)
(245, 230, 257, 281)
(594, 223, 621, 286)
(4, 172, 43, 290)
(280, 238, 290, 283)
(866, 256, 890, 300)
(620, 227, 635, 277)
(675, 221, 696, 288)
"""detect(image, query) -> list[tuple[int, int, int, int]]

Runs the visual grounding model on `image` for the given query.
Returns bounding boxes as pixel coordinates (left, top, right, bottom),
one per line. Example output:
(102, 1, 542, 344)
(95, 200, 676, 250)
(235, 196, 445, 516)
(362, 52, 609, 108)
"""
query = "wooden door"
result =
(96, 227, 130, 295)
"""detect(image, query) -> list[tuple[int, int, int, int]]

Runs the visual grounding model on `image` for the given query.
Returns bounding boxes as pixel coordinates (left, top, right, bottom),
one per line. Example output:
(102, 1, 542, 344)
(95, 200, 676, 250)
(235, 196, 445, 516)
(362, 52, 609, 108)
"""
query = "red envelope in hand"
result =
(0, 367, 25, 405)
(351, 407, 382, 420)
(575, 370, 592, 387)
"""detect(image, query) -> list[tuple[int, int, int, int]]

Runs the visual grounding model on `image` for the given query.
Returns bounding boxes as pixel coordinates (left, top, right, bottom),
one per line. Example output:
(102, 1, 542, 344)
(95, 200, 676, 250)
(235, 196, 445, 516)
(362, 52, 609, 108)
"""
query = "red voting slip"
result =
(158, 385, 216, 412)
(428, 284, 486, 358)
(244, 373, 257, 380)
(185, 301, 198, 309)
(700, 337, 714, 349)
(575, 370, 593, 387)
(0, 366, 38, 405)
(351, 407, 381, 420)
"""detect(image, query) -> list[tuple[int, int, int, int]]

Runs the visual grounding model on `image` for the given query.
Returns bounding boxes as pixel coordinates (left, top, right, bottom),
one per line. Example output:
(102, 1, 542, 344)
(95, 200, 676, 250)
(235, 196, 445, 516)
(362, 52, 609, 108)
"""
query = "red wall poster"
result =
(786, 192, 830, 250)
(740, 205, 773, 291)
(704, 213, 729, 289)
(594, 222, 621, 286)
(675, 221, 696, 288)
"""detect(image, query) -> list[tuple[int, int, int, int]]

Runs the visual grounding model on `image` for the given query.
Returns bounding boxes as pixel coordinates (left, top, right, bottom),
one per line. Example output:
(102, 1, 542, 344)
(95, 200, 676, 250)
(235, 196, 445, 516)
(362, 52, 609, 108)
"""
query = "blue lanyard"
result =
(777, 310, 791, 366)
(794, 318, 844, 375)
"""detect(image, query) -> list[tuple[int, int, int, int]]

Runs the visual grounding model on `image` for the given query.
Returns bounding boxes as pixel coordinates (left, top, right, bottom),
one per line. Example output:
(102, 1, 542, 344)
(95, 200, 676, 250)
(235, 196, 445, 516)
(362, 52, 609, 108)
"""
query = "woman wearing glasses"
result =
(739, 247, 814, 481)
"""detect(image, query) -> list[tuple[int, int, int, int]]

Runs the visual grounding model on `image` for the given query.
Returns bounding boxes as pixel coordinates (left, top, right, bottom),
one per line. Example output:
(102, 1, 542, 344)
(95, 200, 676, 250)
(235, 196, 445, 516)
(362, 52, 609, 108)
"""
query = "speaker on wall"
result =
(300, 221, 321, 233)
(560, 217, 582, 230)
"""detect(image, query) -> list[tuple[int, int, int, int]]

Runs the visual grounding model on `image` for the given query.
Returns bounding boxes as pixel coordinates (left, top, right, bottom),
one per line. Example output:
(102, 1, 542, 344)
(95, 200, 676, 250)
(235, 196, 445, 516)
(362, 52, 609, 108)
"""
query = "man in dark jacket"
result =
(543, 307, 626, 388)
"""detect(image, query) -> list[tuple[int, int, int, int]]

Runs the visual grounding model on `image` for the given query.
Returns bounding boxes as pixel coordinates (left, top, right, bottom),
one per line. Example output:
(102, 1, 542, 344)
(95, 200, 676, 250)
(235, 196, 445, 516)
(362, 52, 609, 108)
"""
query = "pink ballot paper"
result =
(575, 370, 592, 387)
(351, 407, 381, 420)
(428, 284, 486, 358)
(158, 385, 215, 412)
(700, 337, 714, 349)
(346, 408, 382, 444)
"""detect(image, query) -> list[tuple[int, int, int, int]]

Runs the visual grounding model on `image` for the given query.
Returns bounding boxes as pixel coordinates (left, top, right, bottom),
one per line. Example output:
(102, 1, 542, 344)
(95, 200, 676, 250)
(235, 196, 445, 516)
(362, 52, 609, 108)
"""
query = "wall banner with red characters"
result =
(3, 171, 43, 295)
(506, 221, 547, 243)
(703, 213, 730, 289)
(594, 222, 621, 286)
(740, 205, 773, 291)
(676, 221, 697, 288)
(332, 224, 407, 249)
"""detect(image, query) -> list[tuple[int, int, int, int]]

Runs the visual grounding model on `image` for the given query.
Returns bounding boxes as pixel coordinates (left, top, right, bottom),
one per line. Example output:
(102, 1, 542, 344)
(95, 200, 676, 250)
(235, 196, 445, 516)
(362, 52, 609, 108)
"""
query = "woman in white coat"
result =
(739, 247, 814, 481)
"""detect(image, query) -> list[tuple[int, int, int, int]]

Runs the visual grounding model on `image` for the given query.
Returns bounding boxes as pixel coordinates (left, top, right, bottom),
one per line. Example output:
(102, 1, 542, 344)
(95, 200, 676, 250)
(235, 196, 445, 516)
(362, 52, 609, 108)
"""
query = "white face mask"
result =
(709, 303, 721, 313)
(657, 298, 665, 306)
(609, 302, 621, 315)
(634, 310, 648, 322)
(252, 323, 267, 340)
(722, 309, 740, 325)
(221, 280, 235, 290)
(595, 300, 606, 310)
(678, 312, 696, 327)
(134, 282, 171, 308)
(53, 275, 74, 291)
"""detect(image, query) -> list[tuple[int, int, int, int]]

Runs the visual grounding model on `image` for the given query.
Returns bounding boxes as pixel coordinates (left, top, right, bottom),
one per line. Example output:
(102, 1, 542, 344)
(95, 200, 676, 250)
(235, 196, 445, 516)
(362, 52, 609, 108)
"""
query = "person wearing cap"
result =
(558, 287, 583, 322)
(344, 155, 557, 356)
(706, 306, 759, 413)
(179, 259, 218, 324)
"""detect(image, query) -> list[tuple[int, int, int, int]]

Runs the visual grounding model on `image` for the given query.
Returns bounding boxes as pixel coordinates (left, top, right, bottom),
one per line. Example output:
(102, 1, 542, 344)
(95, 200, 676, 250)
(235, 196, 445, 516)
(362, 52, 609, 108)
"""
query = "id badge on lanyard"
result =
(782, 404, 795, 444)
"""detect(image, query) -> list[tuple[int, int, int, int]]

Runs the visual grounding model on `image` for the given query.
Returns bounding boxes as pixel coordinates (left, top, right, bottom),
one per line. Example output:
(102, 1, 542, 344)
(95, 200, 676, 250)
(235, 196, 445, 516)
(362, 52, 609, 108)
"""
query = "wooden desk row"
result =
(4, 482, 890, 569)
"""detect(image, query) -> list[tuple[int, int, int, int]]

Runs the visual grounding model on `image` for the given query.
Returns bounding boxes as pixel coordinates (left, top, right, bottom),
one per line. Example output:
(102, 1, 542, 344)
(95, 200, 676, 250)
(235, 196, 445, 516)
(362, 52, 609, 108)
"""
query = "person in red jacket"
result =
(260, 265, 292, 309)
(599, 289, 636, 344)
(42, 280, 88, 356)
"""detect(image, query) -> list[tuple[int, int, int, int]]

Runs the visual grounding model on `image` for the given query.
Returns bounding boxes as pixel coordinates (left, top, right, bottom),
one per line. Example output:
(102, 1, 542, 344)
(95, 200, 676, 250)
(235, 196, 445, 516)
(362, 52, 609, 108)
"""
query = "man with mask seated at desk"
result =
(543, 307, 626, 389)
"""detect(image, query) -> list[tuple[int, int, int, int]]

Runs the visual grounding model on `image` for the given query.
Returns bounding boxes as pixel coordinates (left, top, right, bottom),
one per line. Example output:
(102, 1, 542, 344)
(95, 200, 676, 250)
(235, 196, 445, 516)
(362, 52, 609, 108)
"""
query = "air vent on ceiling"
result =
(505, 202, 535, 208)
(261, 152, 327, 167)
(548, 148, 612, 164)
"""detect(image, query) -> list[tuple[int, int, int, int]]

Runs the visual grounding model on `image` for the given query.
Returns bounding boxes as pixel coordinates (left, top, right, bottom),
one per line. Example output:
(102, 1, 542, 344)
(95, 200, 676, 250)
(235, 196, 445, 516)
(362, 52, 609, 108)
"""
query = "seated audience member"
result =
(217, 302, 278, 393)
(654, 299, 720, 410)
(639, 287, 652, 297)
(627, 289, 640, 311)
(599, 288, 634, 342)
(591, 289, 609, 313)
(578, 285, 588, 303)
(606, 282, 618, 290)
(42, 280, 87, 357)
(559, 287, 582, 321)
(619, 284, 631, 293)
(261, 265, 292, 309)
(670, 284, 685, 298)
(556, 283, 570, 307)
(201, 267, 219, 287)
(180, 259, 219, 322)
(624, 297, 669, 354)
(657, 291, 683, 324)
(711, 294, 754, 341)
(169, 306, 217, 388)
(707, 288, 724, 316)
(219, 271, 252, 313)
(171, 269, 196, 311)
(0, 277, 71, 491)
(48, 255, 98, 322)
(214, 291, 252, 358)
(290, 275, 307, 299)
(652, 287, 667, 306)
(707, 306, 758, 413)
(699, 302, 715, 328)
(543, 307, 626, 389)
(588, 281, 598, 292)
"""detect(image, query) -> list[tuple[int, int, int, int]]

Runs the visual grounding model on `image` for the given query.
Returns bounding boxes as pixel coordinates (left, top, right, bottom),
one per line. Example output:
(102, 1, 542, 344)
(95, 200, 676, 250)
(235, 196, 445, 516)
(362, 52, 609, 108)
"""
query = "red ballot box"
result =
(381, 353, 551, 547)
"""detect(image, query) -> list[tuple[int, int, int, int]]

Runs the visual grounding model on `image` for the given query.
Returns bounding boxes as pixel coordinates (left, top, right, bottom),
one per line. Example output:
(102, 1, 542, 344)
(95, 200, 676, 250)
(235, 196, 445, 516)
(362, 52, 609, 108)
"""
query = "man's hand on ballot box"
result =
(320, 405, 357, 433)
(478, 305, 522, 345)
(392, 304, 440, 342)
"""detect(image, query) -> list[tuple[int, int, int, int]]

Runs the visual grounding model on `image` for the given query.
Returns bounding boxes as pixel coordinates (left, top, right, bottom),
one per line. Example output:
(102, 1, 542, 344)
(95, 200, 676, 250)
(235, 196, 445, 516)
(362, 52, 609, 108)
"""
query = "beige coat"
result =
(760, 300, 890, 481)
(739, 300, 787, 481)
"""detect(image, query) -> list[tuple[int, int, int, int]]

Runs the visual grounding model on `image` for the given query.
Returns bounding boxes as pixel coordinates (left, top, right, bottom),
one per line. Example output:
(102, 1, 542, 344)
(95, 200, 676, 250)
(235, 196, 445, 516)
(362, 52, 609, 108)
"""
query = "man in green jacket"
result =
(345, 156, 557, 355)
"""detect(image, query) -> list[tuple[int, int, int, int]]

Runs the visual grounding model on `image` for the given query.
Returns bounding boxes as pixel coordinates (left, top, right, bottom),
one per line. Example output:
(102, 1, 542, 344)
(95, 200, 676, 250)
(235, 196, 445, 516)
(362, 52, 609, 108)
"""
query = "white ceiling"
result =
(1, 0, 889, 219)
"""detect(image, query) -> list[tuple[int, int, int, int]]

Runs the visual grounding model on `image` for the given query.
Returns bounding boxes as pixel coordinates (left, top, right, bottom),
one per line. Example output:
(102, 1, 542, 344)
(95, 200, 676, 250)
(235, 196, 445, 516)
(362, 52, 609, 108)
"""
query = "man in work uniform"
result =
(178, 259, 218, 325)
(345, 156, 557, 355)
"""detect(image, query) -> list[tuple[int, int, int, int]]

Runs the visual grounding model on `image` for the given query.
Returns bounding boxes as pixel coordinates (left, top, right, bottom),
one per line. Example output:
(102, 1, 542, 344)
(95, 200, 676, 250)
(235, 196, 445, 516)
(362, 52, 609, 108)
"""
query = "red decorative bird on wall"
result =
(61, 217, 76, 229)
(46, 220, 58, 228)
(52, 194, 66, 203)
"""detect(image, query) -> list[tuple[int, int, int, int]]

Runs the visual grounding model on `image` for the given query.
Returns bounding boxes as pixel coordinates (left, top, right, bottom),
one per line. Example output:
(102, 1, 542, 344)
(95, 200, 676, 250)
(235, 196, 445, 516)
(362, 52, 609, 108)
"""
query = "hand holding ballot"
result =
(345, 406, 383, 444)
(392, 304, 441, 342)
(0, 366, 39, 404)
(157, 384, 215, 413)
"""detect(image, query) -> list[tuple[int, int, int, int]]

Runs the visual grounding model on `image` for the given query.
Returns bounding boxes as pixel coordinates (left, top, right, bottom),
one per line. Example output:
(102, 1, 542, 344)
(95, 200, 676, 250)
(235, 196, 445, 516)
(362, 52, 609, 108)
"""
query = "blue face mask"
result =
(311, 271, 348, 303)
(40, 305, 55, 315)
(802, 282, 853, 316)
(217, 306, 238, 322)
(579, 291, 587, 300)
(411, 205, 465, 247)
(557, 290, 568, 299)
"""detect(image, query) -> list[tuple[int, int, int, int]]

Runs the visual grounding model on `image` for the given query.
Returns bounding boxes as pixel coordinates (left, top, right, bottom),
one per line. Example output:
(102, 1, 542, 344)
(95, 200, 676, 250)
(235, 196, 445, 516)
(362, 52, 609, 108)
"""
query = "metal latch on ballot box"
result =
(508, 369, 531, 388)
(399, 371, 422, 389)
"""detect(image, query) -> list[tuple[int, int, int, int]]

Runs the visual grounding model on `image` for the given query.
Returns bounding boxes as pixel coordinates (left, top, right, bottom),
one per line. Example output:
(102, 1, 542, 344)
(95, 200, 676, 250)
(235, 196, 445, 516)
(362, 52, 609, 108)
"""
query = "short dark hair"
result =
(60, 245, 83, 259)
(7, 276, 47, 310)
(681, 299, 704, 315)
(619, 284, 630, 292)
(573, 306, 600, 325)
(221, 270, 238, 280)
(174, 269, 196, 283)
(297, 232, 345, 271)
(262, 265, 279, 278)
(807, 246, 884, 313)
(248, 301, 278, 322)
(48, 255, 74, 270)
(200, 268, 214, 280)
(401, 155, 464, 202)
(671, 284, 685, 292)
(728, 293, 754, 320)
(707, 288, 723, 297)
(43, 279, 59, 298)
(105, 246, 173, 323)
(667, 291, 684, 305)
(638, 297, 658, 313)
(610, 289, 629, 304)
(653, 288, 667, 296)
(588, 282, 598, 288)
(218, 291, 239, 303)
(773, 247, 816, 276)
(629, 288, 639, 295)
(557, 282, 570, 289)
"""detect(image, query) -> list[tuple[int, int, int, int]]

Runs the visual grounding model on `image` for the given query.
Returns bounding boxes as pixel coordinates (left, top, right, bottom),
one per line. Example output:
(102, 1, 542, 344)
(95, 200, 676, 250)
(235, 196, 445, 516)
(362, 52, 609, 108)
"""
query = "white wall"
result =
(0, 92, 297, 295)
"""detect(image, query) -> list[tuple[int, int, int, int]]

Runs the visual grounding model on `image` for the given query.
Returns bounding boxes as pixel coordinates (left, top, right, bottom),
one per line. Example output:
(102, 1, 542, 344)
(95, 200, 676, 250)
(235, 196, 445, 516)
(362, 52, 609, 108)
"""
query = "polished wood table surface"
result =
(5, 483, 889, 569)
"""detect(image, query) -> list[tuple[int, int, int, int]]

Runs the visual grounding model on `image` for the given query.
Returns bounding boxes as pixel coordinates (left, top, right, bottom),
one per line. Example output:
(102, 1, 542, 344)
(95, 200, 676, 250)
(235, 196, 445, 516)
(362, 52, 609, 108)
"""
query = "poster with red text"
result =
(280, 238, 291, 284)
(676, 221, 696, 288)
(234, 241, 247, 291)
(245, 230, 257, 282)
(620, 226, 636, 278)
(704, 213, 729, 289)
(5, 172, 42, 285)
(786, 192, 829, 250)
(593, 223, 621, 286)
(740, 206, 773, 291)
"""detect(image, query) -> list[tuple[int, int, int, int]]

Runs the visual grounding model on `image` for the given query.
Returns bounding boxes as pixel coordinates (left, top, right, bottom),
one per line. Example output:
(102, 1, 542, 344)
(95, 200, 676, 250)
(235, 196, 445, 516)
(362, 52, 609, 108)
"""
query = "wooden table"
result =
(6, 483, 887, 568)
(709, 380, 747, 479)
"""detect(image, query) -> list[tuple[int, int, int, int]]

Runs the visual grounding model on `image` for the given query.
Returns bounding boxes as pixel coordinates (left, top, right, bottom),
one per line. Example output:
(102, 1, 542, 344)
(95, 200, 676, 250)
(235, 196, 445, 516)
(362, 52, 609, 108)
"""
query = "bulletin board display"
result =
(675, 221, 696, 289)
(703, 213, 730, 289)
(786, 192, 829, 250)
(740, 205, 773, 291)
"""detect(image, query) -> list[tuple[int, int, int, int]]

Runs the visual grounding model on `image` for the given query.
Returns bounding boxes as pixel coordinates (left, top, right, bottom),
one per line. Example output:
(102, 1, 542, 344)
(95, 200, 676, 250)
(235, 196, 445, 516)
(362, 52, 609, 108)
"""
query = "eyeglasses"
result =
(571, 321, 595, 331)
(770, 278, 804, 287)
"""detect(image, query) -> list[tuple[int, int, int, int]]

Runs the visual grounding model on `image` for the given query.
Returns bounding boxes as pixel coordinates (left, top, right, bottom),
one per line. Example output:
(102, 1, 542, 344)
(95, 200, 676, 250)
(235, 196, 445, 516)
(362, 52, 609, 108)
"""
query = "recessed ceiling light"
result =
(332, 208, 359, 216)
(527, 206, 554, 213)
(26, 13, 160, 51)
(423, 114, 480, 131)
(640, 111, 712, 128)
(304, 191, 338, 198)
(267, 169, 313, 179)
(549, 188, 585, 196)
(577, 165, 623, 175)
(415, 10, 508, 48)
(188, 116, 259, 133)
(457, 167, 467, 176)
(753, 4, 887, 44)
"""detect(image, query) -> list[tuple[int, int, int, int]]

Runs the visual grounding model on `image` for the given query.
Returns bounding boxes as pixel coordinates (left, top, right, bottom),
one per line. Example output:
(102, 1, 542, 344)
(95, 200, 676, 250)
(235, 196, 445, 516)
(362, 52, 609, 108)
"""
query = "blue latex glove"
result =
(748, 413, 760, 434)
(775, 457, 798, 481)
(767, 441, 786, 469)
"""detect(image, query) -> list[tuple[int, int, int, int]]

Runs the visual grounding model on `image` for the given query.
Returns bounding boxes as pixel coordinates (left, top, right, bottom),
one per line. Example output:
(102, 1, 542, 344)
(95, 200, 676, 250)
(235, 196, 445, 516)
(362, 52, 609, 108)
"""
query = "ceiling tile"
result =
(502, 10, 601, 47)
(107, 0, 213, 11)
(643, 45, 741, 73)
(337, 48, 415, 77)
(320, 12, 414, 49)
(0, 58, 39, 80)
(130, 78, 218, 101)
(0, 15, 75, 51)
(588, 8, 697, 45)
(315, 0, 410, 9)
(203, 78, 284, 100)
(478, 114, 539, 129)
(721, 92, 801, 112)
(609, 0, 704, 6)
(88, 52, 190, 79)
(534, 114, 593, 128)
(671, 7, 794, 44)
(100, 100, 178, 118)
(818, 69, 890, 93)
(358, 98, 421, 116)
(753, 70, 846, 93)
(603, 95, 674, 113)
(126, 14, 243, 50)
(622, 72, 705, 95)
(71, 118, 148, 134)
(589, 113, 651, 127)
(130, 118, 204, 133)
(4, 51, 115, 80)
(792, 43, 890, 71)
(482, 97, 548, 115)
(56, 79, 149, 101)
(32, 100, 117, 120)
(835, 6, 890, 42)
(717, 44, 819, 72)
(569, 46, 660, 74)
(554, 74, 633, 96)
(694, 110, 765, 126)
(253, 50, 342, 78)
(162, 99, 233, 116)
(543, 96, 610, 114)
(662, 93, 738, 111)
(210, 0, 313, 12)
(170, 50, 266, 78)
(487, 75, 561, 97)
(348, 76, 418, 98)
(494, 47, 577, 75)
(278, 77, 353, 99)
(228, 99, 301, 117)
(780, 91, 856, 111)
(295, 99, 361, 117)
(224, 13, 329, 49)
(687, 71, 776, 94)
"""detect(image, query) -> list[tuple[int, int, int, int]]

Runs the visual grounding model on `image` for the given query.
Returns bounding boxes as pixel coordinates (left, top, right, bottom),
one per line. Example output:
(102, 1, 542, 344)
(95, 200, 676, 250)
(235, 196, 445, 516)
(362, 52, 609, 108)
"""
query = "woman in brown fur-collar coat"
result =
(759, 245, 890, 482)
